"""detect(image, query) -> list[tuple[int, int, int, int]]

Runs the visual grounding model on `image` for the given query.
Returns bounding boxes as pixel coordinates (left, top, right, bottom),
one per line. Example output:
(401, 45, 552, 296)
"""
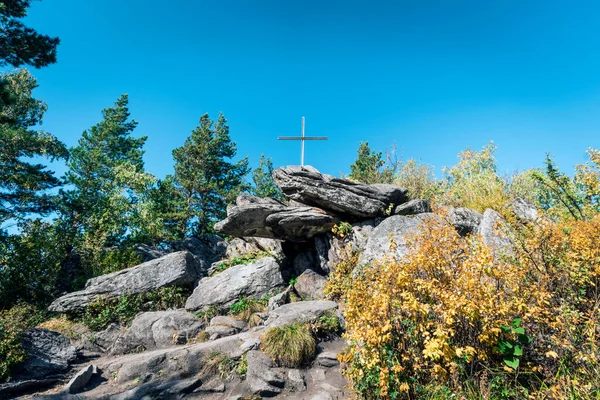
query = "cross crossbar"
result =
(277, 117, 328, 166)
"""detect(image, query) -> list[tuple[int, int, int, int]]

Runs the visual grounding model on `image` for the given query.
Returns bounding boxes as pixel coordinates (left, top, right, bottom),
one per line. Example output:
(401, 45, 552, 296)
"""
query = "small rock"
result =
(205, 325, 238, 340)
(394, 199, 431, 215)
(294, 269, 327, 300)
(246, 350, 285, 396)
(194, 378, 226, 393)
(317, 351, 340, 368)
(505, 198, 539, 223)
(287, 369, 306, 392)
(309, 368, 327, 383)
(210, 315, 247, 331)
(63, 365, 94, 394)
(267, 286, 292, 311)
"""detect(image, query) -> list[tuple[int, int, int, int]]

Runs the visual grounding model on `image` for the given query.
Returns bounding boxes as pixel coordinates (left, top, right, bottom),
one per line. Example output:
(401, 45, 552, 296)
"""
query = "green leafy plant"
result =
(200, 351, 238, 379)
(80, 286, 189, 331)
(0, 304, 44, 380)
(310, 311, 342, 339)
(237, 354, 248, 379)
(229, 297, 268, 324)
(195, 305, 220, 325)
(261, 323, 316, 367)
(211, 250, 271, 276)
(498, 318, 532, 370)
(332, 221, 353, 238)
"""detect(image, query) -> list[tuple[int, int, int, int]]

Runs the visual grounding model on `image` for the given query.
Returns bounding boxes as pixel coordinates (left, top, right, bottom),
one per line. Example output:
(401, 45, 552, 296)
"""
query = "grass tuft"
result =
(261, 323, 316, 367)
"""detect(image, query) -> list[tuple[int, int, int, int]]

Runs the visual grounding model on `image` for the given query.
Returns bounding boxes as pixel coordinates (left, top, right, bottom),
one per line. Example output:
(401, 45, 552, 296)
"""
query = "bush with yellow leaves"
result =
(341, 213, 600, 399)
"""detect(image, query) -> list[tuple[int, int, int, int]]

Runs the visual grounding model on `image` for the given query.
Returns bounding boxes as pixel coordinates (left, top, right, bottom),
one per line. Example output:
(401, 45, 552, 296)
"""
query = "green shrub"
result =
(261, 323, 316, 367)
(310, 310, 342, 339)
(0, 304, 44, 380)
(229, 297, 268, 323)
(195, 305, 220, 325)
(210, 250, 271, 276)
(331, 221, 353, 238)
(200, 351, 237, 378)
(80, 286, 189, 331)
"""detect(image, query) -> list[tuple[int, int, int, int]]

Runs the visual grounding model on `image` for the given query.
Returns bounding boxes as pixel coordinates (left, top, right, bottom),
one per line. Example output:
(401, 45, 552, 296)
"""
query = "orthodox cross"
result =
(278, 117, 328, 166)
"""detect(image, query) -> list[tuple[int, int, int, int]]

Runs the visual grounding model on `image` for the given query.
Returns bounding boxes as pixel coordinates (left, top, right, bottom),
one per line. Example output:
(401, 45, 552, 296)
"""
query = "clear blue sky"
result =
(21, 0, 600, 179)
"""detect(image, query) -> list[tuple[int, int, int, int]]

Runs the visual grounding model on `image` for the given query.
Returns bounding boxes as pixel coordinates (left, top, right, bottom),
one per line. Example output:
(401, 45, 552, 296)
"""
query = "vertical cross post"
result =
(278, 117, 328, 166)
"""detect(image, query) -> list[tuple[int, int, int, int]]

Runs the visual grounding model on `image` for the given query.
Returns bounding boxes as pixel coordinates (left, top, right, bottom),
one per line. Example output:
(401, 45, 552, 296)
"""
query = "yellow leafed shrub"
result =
(341, 214, 600, 399)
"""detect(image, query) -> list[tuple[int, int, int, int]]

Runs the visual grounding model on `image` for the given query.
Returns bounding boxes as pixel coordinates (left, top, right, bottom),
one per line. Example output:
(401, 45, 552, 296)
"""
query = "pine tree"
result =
(252, 154, 283, 201)
(172, 113, 249, 236)
(65, 94, 155, 251)
(0, 0, 60, 68)
(0, 69, 68, 225)
(349, 141, 395, 184)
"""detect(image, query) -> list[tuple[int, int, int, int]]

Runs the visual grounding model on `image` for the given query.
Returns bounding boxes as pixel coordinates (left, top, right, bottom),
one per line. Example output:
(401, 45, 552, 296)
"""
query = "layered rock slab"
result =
(215, 194, 339, 242)
(49, 251, 201, 313)
(185, 257, 286, 312)
(273, 165, 408, 218)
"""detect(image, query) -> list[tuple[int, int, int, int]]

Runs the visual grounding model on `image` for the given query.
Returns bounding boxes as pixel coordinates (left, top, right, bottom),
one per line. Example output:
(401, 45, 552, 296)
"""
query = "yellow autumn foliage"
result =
(341, 213, 600, 399)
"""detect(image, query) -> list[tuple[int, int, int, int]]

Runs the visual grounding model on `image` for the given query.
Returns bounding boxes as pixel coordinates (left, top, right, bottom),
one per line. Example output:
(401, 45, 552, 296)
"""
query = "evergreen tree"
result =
(0, 70, 68, 225)
(0, 0, 60, 68)
(64, 94, 155, 254)
(172, 113, 249, 236)
(349, 141, 395, 184)
(252, 154, 283, 201)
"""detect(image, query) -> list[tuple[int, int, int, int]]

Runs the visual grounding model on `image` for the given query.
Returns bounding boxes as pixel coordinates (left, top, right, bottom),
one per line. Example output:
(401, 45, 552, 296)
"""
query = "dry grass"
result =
(261, 323, 316, 367)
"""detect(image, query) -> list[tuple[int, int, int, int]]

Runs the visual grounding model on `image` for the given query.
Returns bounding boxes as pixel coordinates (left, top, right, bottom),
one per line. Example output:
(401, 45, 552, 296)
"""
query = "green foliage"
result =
(79, 246, 142, 282)
(237, 354, 248, 378)
(349, 141, 395, 184)
(438, 142, 508, 212)
(229, 296, 268, 323)
(331, 221, 352, 238)
(210, 250, 270, 276)
(393, 158, 440, 201)
(0, 220, 64, 309)
(64, 94, 156, 253)
(0, 304, 44, 380)
(0, 70, 68, 224)
(532, 154, 587, 220)
(80, 286, 189, 331)
(498, 318, 532, 370)
(310, 310, 342, 339)
(0, 0, 60, 68)
(252, 154, 284, 201)
(195, 305, 220, 325)
(170, 113, 250, 236)
(261, 323, 316, 367)
(200, 351, 238, 379)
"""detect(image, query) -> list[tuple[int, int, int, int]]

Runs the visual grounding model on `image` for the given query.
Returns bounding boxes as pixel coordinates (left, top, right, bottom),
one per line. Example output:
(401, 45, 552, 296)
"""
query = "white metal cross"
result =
(278, 117, 328, 166)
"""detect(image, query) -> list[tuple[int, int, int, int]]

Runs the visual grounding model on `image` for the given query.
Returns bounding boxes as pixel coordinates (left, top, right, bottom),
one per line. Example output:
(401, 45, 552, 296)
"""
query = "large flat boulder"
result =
(110, 310, 204, 355)
(48, 251, 201, 313)
(215, 197, 338, 242)
(185, 257, 286, 312)
(273, 165, 408, 218)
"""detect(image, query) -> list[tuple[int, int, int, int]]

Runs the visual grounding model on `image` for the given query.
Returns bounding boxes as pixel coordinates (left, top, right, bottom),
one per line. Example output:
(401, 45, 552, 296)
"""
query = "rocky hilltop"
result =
(2, 165, 533, 400)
